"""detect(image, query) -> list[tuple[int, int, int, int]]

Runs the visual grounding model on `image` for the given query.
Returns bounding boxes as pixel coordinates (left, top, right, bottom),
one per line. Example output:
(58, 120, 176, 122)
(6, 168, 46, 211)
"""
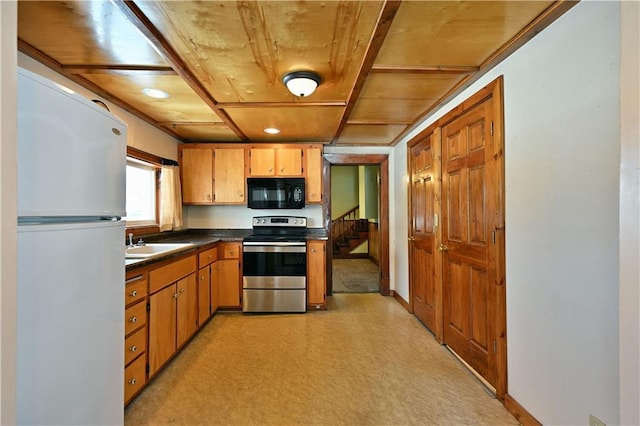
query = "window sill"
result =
(125, 224, 160, 237)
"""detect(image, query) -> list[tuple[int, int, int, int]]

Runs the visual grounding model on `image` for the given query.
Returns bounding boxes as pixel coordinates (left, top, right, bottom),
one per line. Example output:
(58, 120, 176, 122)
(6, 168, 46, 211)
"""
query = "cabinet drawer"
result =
(124, 326, 146, 366)
(125, 301, 147, 336)
(149, 255, 196, 294)
(124, 355, 146, 404)
(125, 275, 147, 306)
(220, 243, 239, 259)
(198, 247, 218, 267)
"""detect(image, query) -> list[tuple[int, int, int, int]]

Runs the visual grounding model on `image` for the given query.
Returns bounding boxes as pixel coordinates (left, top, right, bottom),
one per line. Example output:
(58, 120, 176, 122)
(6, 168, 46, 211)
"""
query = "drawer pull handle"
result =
(129, 290, 138, 297)
(129, 378, 137, 385)
(129, 345, 137, 352)
(129, 316, 137, 324)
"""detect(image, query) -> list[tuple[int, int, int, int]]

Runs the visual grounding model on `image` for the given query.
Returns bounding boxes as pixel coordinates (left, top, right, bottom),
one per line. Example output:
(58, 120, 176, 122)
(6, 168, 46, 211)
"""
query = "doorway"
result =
(331, 164, 380, 293)
(323, 154, 390, 297)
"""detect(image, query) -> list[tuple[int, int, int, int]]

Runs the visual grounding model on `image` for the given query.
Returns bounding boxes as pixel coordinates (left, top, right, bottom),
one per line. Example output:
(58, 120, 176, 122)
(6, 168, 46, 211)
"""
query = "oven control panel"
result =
(252, 216, 307, 228)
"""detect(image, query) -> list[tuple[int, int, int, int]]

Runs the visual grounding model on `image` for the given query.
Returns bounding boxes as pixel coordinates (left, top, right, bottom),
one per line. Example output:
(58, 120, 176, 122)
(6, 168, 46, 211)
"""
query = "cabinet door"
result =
(275, 148, 302, 176)
(177, 274, 198, 348)
(211, 261, 220, 313)
(148, 284, 177, 376)
(181, 148, 213, 204)
(197, 266, 211, 326)
(214, 148, 245, 203)
(249, 148, 275, 176)
(216, 259, 241, 307)
(307, 240, 326, 307)
(306, 147, 322, 203)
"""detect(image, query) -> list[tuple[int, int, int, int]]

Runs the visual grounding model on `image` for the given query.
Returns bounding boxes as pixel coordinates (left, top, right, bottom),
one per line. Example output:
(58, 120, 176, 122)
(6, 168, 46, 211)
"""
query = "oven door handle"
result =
(243, 241, 306, 247)
(243, 244, 307, 253)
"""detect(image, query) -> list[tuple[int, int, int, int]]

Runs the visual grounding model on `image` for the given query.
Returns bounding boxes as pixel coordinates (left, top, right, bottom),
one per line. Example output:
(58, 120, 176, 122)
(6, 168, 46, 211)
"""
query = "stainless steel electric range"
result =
(242, 216, 307, 313)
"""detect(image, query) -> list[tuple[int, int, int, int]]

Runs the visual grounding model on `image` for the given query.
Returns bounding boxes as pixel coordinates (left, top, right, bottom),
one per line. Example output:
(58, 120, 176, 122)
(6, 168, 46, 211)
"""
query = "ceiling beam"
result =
(331, 0, 403, 145)
(371, 64, 479, 74)
(62, 64, 177, 75)
(114, 0, 248, 141)
(219, 101, 347, 108)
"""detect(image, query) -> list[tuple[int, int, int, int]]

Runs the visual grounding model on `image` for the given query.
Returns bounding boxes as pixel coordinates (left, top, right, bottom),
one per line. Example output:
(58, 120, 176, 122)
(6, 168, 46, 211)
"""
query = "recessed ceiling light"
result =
(264, 127, 281, 134)
(142, 88, 169, 99)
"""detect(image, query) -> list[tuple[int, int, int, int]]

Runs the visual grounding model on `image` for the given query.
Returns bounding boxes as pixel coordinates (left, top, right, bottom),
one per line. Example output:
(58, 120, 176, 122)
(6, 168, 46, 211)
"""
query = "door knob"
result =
(437, 244, 449, 252)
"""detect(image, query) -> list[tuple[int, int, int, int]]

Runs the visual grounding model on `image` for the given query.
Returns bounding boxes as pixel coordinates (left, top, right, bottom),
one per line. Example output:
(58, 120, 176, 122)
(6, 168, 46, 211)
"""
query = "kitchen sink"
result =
(125, 243, 194, 259)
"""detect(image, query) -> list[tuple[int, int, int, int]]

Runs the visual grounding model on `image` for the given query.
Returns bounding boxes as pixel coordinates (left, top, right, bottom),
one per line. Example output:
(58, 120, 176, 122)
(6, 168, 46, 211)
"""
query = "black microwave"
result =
(247, 177, 305, 209)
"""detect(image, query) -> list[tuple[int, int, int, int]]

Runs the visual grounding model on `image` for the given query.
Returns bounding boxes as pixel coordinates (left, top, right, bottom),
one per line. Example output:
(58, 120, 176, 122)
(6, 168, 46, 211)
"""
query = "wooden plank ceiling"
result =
(17, 1, 576, 145)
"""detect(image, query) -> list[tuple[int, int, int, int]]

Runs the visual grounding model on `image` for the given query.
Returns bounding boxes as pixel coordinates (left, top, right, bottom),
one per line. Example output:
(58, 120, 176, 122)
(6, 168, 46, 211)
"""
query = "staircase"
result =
(332, 206, 369, 259)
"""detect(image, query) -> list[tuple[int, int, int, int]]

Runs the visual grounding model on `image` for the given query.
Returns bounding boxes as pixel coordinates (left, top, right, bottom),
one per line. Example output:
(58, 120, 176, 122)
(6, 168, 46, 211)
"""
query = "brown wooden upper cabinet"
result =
(181, 147, 213, 204)
(179, 145, 246, 205)
(180, 144, 323, 206)
(249, 147, 302, 177)
(305, 146, 322, 203)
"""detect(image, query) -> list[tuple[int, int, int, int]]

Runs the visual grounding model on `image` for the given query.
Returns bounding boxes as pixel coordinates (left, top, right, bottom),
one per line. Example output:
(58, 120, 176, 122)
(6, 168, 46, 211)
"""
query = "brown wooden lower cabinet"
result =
(147, 253, 197, 377)
(215, 242, 242, 308)
(124, 270, 148, 405)
(307, 240, 327, 309)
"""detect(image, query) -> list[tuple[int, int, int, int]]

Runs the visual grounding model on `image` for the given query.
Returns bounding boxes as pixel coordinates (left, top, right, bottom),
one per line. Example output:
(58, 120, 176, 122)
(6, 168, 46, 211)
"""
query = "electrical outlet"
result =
(589, 414, 606, 426)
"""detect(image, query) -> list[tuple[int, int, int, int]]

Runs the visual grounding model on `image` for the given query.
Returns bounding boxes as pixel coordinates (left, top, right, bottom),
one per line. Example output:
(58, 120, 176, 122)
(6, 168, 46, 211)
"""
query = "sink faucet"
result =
(128, 233, 134, 248)
(136, 238, 145, 246)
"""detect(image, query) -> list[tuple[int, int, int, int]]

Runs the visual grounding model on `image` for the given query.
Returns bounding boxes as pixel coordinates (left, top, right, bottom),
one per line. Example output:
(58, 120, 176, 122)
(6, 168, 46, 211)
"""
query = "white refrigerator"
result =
(16, 68, 126, 425)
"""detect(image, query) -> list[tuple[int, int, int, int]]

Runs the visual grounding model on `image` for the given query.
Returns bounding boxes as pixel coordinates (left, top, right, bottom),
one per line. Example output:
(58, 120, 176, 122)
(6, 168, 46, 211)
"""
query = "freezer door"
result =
(17, 68, 126, 217)
(17, 220, 125, 425)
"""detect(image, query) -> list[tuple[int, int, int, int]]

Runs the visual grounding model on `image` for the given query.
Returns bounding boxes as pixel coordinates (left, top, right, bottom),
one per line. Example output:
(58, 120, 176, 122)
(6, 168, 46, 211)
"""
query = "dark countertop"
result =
(126, 228, 328, 271)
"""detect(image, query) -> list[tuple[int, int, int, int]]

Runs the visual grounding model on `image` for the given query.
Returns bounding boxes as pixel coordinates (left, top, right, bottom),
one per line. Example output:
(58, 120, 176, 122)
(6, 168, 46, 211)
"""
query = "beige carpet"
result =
(332, 259, 380, 293)
(125, 294, 517, 426)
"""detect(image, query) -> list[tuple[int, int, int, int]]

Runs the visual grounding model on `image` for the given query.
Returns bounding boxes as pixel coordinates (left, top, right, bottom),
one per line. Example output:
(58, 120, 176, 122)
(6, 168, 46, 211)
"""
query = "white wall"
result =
(394, 2, 622, 424)
(0, 3, 17, 423)
(186, 204, 323, 229)
(619, 2, 640, 424)
(17, 54, 180, 161)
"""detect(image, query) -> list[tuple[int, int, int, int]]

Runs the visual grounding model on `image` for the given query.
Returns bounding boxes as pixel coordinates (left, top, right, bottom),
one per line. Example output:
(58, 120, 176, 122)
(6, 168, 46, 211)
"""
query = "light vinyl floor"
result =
(125, 294, 518, 426)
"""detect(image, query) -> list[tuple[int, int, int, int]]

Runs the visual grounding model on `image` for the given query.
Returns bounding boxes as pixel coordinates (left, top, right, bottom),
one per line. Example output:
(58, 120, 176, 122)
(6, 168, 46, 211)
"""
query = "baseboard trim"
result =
(390, 290, 410, 311)
(504, 393, 541, 426)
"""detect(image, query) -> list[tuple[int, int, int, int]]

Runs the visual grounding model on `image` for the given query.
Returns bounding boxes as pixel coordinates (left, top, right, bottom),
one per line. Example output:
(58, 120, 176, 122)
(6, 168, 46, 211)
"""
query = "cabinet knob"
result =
(128, 316, 137, 324)
(311, 248, 317, 253)
(180, 288, 186, 294)
(129, 290, 138, 297)
(129, 345, 137, 353)
(128, 378, 137, 385)
(207, 194, 211, 201)
(173, 293, 178, 299)
(280, 168, 284, 173)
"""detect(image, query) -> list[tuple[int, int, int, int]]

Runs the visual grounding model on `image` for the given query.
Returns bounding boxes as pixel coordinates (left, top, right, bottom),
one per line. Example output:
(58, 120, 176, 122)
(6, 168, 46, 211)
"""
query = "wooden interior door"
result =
(409, 134, 438, 333)
(441, 97, 498, 386)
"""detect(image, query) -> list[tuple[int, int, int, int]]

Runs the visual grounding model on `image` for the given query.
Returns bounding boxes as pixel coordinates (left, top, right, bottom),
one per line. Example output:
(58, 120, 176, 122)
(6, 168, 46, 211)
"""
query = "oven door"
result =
(242, 242, 306, 280)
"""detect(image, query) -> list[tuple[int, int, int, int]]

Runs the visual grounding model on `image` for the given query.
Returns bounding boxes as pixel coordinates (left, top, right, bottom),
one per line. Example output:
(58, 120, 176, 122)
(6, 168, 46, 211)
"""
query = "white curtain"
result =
(159, 165, 183, 231)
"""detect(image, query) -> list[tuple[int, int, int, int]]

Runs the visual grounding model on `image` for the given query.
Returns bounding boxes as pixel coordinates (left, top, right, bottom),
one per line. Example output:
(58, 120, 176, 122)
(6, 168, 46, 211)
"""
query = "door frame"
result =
(322, 154, 390, 296)
(405, 77, 506, 398)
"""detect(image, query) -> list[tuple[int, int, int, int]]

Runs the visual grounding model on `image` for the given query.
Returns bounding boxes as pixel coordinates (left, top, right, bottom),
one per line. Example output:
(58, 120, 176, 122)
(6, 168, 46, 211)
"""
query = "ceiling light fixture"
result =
(264, 127, 281, 135)
(282, 71, 321, 97)
(142, 88, 169, 99)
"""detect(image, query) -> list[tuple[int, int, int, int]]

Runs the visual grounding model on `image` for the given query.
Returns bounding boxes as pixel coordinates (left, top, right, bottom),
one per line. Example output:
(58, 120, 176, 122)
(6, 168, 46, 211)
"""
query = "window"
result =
(125, 157, 157, 225)
(125, 147, 161, 233)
